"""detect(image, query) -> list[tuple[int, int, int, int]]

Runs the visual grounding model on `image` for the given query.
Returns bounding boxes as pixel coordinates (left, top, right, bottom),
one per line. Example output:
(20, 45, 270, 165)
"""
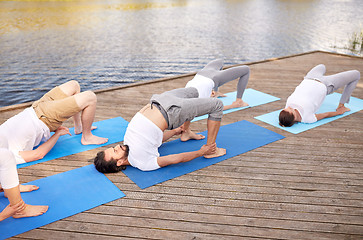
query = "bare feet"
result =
(19, 185, 39, 193)
(336, 105, 350, 115)
(180, 129, 205, 142)
(81, 134, 108, 145)
(224, 99, 249, 110)
(232, 99, 249, 108)
(13, 204, 48, 218)
(204, 147, 226, 159)
(75, 125, 97, 135)
(3, 185, 39, 198)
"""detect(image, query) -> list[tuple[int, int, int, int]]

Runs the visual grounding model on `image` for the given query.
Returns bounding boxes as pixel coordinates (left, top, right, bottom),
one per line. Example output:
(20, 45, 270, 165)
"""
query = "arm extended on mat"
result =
(19, 126, 71, 162)
(157, 143, 216, 167)
(316, 105, 350, 121)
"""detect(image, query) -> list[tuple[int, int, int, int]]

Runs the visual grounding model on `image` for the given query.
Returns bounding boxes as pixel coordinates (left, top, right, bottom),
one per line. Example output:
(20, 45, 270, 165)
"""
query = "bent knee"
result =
(75, 91, 97, 109)
(84, 91, 97, 103)
(68, 80, 81, 92)
(208, 99, 224, 121)
(352, 70, 360, 80)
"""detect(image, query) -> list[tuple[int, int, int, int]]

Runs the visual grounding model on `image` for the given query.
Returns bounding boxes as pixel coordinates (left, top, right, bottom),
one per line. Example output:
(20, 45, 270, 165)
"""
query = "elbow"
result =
(34, 151, 46, 161)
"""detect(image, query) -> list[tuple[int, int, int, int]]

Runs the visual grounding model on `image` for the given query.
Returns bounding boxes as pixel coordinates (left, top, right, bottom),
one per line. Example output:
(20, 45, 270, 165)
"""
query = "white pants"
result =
(0, 135, 19, 190)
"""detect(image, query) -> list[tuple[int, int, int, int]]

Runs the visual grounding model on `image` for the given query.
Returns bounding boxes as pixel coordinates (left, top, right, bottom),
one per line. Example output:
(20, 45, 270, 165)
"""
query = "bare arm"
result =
(157, 143, 216, 167)
(0, 200, 24, 221)
(315, 106, 350, 121)
(162, 127, 183, 142)
(19, 126, 71, 162)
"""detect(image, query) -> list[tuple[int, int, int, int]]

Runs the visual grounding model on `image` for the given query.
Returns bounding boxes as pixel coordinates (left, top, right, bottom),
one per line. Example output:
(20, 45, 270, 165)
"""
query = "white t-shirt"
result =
(0, 107, 50, 164)
(123, 112, 163, 171)
(286, 79, 327, 123)
(185, 74, 215, 98)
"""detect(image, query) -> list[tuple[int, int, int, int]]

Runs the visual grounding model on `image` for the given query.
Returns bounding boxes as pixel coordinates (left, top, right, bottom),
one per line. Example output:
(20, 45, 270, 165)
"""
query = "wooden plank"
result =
(1, 51, 362, 240)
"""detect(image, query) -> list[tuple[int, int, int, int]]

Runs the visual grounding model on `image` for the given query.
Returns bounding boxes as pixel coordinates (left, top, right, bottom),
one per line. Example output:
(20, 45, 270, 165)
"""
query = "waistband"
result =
(305, 77, 323, 83)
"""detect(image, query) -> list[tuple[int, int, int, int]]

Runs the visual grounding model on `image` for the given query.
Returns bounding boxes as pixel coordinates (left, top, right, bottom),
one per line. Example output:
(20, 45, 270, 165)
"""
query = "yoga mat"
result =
(192, 88, 280, 122)
(18, 117, 129, 168)
(0, 164, 125, 240)
(122, 120, 285, 189)
(255, 93, 363, 134)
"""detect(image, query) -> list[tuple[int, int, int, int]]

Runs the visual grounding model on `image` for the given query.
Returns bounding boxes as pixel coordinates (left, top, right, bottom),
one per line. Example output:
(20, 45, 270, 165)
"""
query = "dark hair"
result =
(279, 110, 295, 127)
(93, 150, 126, 173)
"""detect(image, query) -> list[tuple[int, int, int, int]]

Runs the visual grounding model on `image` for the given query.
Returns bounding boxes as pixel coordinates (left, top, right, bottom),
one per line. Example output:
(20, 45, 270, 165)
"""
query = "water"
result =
(0, 0, 362, 107)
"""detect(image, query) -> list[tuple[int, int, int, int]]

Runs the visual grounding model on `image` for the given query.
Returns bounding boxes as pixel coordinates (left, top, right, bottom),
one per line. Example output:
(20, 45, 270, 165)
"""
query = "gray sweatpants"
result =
(305, 64, 360, 104)
(150, 87, 224, 130)
(197, 59, 250, 99)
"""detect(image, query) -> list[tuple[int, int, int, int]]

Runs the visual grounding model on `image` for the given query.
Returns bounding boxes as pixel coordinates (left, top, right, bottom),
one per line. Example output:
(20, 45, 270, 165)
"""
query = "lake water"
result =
(0, 0, 362, 107)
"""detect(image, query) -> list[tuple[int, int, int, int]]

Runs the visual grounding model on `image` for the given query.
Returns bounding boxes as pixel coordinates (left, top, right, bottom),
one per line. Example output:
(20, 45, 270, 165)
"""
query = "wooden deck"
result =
(1, 51, 363, 239)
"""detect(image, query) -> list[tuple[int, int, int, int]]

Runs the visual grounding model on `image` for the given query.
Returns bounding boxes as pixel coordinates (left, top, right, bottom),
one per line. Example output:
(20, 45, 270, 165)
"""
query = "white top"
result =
(0, 107, 50, 164)
(123, 112, 162, 171)
(286, 79, 327, 123)
(185, 74, 215, 98)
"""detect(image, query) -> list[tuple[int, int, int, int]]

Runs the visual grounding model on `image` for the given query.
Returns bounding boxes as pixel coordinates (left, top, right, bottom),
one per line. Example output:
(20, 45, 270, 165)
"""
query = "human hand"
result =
(55, 126, 71, 136)
(0, 201, 25, 221)
(200, 143, 217, 155)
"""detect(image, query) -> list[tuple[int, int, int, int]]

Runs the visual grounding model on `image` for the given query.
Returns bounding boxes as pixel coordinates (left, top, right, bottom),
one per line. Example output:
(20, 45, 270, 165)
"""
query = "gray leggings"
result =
(150, 87, 224, 130)
(305, 64, 360, 104)
(197, 59, 250, 99)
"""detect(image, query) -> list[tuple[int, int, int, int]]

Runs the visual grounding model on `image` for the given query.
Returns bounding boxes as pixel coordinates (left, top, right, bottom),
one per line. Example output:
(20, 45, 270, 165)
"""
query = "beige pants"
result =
(32, 86, 81, 132)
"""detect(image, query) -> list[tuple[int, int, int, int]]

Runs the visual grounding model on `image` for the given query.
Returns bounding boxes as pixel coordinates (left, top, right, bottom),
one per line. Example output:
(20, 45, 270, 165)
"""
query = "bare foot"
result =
(204, 147, 226, 159)
(180, 130, 205, 142)
(233, 99, 249, 108)
(81, 134, 108, 145)
(223, 99, 249, 111)
(13, 204, 48, 218)
(3, 185, 39, 198)
(75, 126, 97, 135)
(19, 185, 39, 193)
(336, 105, 350, 115)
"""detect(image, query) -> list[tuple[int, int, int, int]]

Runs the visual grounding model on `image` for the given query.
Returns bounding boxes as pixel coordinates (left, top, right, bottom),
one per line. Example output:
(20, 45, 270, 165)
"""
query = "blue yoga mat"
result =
(192, 88, 280, 122)
(0, 164, 125, 240)
(122, 120, 285, 189)
(18, 117, 129, 168)
(255, 93, 363, 134)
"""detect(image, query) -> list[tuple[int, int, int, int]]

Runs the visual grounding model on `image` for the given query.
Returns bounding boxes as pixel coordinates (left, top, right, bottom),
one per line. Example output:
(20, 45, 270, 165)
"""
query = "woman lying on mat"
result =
(0, 136, 48, 221)
(0, 80, 108, 165)
(279, 64, 360, 127)
(185, 59, 250, 110)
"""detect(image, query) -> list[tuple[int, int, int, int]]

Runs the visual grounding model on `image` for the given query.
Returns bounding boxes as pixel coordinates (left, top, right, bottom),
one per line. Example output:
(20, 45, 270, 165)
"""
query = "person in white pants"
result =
(0, 135, 48, 221)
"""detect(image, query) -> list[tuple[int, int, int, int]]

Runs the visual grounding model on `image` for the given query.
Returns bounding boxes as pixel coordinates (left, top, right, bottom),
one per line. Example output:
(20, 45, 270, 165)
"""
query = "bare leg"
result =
(180, 121, 205, 141)
(4, 185, 48, 219)
(204, 120, 226, 158)
(58, 81, 98, 134)
(74, 91, 108, 145)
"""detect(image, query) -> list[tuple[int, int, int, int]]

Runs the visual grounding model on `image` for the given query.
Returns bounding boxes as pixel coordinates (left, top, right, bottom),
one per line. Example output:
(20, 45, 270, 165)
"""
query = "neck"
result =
(294, 109, 302, 122)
